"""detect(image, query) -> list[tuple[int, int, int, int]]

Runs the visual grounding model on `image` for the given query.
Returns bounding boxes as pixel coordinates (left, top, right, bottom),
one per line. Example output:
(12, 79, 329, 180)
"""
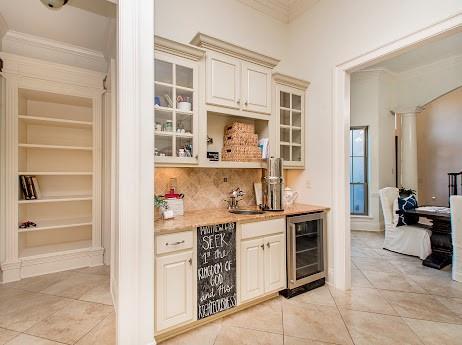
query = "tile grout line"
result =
(326, 284, 357, 345)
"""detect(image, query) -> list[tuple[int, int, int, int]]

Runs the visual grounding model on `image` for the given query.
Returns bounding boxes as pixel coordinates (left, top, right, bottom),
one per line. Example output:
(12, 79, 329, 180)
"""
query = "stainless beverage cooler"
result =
(282, 211, 327, 298)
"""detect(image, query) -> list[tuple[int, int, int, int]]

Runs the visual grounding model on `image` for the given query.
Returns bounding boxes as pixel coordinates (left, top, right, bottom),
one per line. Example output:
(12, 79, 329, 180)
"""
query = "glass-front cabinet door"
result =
(276, 85, 305, 168)
(154, 51, 199, 165)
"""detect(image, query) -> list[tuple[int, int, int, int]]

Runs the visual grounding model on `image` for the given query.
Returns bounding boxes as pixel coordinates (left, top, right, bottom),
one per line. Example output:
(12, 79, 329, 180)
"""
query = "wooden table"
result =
(402, 208, 452, 269)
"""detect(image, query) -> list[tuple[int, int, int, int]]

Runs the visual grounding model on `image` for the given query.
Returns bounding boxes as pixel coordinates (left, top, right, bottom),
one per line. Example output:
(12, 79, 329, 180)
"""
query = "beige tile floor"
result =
(161, 231, 462, 345)
(0, 266, 115, 345)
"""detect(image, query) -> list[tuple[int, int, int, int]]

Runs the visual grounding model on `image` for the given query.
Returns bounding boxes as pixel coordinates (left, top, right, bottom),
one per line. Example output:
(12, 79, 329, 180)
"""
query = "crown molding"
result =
(272, 72, 310, 90)
(191, 32, 280, 68)
(155, 36, 206, 61)
(2, 30, 107, 72)
(236, 0, 289, 23)
(0, 52, 104, 90)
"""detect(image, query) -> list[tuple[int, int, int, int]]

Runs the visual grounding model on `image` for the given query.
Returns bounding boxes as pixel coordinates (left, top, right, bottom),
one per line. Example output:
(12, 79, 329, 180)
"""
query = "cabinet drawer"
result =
(156, 231, 193, 255)
(241, 218, 285, 240)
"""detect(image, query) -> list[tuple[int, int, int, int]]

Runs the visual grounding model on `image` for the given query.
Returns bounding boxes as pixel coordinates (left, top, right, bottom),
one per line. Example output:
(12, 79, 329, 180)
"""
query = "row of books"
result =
(20, 175, 41, 200)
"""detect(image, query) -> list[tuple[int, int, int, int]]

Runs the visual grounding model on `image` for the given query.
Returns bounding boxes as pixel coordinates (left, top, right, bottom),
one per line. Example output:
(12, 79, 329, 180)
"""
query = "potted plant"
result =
(154, 195, 168, 220)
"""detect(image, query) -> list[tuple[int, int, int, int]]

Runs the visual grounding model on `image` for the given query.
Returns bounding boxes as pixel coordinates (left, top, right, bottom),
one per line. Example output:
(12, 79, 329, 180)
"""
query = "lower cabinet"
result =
(155, 250, 194, 331)
(241, 229, 286, 303)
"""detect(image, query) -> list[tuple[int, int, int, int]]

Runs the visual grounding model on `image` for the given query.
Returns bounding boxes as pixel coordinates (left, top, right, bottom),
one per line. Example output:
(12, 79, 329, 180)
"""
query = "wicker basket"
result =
(222, 145, 262, 162)
(223, 132, 258, 146)
(224, 122, 255, 135)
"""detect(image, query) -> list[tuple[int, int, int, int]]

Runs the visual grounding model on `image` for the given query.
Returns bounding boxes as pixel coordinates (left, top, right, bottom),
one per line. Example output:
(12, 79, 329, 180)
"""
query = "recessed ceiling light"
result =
(40, 0, 69, 9)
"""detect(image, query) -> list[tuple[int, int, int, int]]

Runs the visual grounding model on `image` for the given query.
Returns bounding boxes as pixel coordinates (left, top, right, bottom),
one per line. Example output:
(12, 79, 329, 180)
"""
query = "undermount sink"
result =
(228, 209, 265, 215)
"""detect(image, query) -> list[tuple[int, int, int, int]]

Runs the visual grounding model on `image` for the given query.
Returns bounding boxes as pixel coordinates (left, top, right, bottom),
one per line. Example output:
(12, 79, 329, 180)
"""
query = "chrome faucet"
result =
(224, 187, 245, 210)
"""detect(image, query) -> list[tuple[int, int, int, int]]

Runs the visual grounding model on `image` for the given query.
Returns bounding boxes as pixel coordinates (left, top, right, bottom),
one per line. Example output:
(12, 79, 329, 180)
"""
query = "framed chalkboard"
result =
(197, 222, 237, 320)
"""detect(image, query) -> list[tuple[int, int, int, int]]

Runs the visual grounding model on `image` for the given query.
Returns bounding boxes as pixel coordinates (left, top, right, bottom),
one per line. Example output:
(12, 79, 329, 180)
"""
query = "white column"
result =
(400, 110, 419, 192)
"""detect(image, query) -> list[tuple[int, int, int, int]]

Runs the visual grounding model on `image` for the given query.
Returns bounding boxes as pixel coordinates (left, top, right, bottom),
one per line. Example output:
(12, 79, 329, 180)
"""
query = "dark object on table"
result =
(397, 194, 419, 226)
(207, 151, 219, 161)
(401, 207, 452, 269)
(19, 221, 37, 229)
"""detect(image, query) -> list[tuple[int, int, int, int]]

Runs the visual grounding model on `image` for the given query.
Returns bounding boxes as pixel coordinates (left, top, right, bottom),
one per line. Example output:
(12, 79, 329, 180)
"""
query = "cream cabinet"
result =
(206, 53, 272, 114)
(154, 36, 205, 166)
(273, 73, 310, 169)
(192, 33, 278, 116)
(240, 218, 286, 303)
(240, 237, 265, 301)
(264, 233, 286, 292)
(206, 51, 241, 109)
(241, 61, 272, 114)
(155, 250, 194, 331)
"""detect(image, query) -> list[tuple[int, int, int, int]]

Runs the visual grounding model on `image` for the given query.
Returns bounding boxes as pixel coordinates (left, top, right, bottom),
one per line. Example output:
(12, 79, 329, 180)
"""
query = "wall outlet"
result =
(223, 177, 228, 183)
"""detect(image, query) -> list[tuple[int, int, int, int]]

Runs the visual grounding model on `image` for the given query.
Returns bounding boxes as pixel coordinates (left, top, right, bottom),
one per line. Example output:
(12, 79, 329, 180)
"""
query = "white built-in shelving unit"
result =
(0, 52, 104, 282)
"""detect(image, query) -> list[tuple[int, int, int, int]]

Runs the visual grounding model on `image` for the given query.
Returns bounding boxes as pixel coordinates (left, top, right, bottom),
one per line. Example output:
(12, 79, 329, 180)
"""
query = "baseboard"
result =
(351, 216, 384, 231)
(19, 248, 104, 279)
(453, 270, 462, 282)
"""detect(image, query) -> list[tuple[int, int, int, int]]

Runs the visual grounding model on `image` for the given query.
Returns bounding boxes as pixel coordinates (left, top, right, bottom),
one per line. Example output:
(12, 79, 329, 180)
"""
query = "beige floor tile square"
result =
(380, 290, 462, 324)
(352, 257, 401, 273)
(214, 326, 283, 345)
(4, 271, 73, 293)
(330, 287, 397, 315)
(362, 270, 426, 293)
(25, 299, 113, 344)
(404, 318, 462, 345)
(79, 281, 113, 306)
(76, 313, 115, 345)
(351, 247, 383, 258)
(159, 319, 222, 345)
(408, 274, 462, 298)
(289, 286, 335, 306)
(283, 336, 334, 345)
(75, 266, 110, 276)
(222, 297, 283, 334)
(41, 272, 107, 299)
(282, 299, 353, 345)
(0, 291, 70, 332)
(434, 296, 462, 318)
(351, 269, 373, 288)
(5, 334, 63, 345)
(0, 287, 23, 301)
(0, 328, 18, 345)
(340, 309, 423, 345)
(391, 261, 452, 279)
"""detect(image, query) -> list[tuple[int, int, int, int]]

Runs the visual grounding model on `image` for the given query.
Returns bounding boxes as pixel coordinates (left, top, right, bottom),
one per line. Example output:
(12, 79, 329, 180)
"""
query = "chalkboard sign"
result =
(197, 222, 237, 320)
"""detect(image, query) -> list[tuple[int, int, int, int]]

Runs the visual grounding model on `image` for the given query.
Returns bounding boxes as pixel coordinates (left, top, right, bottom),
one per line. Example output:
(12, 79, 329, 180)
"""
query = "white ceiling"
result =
(236, 0, 319, 23)
(0, 0, 115, 52)
(369, 31, 462, 73)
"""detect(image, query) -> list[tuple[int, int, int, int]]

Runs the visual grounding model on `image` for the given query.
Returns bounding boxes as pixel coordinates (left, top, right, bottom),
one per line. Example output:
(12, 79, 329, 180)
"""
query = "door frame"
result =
(117, 0, 155, 344)
(332, 13, 462, 290)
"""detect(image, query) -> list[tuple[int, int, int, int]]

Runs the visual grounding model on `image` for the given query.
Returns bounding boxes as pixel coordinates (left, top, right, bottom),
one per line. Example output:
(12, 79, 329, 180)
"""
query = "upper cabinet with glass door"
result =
(273, 73, 310, 169)
(154, 36, 205, 165)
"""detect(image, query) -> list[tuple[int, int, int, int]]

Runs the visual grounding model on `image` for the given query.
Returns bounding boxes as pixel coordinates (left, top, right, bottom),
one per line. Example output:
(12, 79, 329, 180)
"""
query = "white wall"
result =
(349, 70, 396, 231)
(397, 54, 462, 109)
(154, 0, 288, 61)
(282, 0, 462, 282)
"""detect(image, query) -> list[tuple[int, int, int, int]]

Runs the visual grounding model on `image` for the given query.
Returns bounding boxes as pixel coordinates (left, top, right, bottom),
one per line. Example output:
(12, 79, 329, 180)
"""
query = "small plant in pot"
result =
(154, 195, 174, 220)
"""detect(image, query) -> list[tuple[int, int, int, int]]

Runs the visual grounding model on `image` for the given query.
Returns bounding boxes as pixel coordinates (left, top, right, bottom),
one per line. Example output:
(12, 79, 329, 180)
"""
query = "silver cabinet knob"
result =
(260, 244, 265, 250)
(266, 242, 270, 248)
(188, 258, 192, 265)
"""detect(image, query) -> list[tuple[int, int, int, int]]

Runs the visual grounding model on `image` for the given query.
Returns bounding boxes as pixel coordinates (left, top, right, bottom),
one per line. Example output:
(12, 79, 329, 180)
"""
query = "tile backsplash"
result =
(155, 168, 261, 211)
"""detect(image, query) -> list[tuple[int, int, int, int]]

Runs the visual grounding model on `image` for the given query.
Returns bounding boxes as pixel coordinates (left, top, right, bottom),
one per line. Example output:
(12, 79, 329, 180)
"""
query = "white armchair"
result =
(451, 195, 462, 282)
(379, 187, 432, 259)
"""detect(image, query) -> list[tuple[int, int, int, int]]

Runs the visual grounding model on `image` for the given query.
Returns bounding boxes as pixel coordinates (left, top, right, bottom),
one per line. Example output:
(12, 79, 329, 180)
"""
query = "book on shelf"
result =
(19, 175, 41, 200)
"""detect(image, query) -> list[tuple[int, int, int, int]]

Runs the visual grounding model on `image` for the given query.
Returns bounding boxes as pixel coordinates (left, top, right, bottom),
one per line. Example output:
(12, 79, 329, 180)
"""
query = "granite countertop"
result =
(154, 203, 329, 235)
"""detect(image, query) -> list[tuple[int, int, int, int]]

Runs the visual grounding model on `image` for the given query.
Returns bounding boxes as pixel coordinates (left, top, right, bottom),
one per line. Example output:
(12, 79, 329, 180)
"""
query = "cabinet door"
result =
(206, 52, 240, 109)
(240, 238, 265, 302)
(156, 251, 193, 331)
(264, 234, 286, 292)
(242, 62, 271, 114)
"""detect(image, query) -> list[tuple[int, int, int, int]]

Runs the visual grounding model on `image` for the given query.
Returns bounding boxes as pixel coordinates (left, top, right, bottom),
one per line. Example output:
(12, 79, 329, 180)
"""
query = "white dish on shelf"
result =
(177, 102, 192, 112)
